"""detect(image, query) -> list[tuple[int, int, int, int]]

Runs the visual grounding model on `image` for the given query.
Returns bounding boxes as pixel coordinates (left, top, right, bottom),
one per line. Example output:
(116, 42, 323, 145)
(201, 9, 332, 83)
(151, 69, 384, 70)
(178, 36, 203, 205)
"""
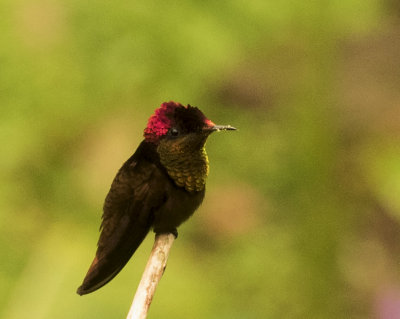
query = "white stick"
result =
(127, 233, 175, 319)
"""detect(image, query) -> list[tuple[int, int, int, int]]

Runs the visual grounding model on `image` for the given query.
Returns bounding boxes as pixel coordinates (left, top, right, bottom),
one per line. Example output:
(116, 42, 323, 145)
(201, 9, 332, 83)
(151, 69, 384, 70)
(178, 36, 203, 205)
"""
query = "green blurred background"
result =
(1, 0, 400, 318)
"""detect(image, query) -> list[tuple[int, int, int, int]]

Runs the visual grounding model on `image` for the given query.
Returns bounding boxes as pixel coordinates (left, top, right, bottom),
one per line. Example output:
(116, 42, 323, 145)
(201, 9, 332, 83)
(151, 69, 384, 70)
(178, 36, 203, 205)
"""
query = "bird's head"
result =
(144, 101, 236, 152)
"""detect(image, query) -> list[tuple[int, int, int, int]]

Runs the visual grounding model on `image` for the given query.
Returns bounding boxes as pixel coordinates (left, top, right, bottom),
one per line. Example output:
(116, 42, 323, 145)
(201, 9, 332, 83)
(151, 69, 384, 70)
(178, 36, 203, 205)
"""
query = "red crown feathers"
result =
(144, 102, 214, 143)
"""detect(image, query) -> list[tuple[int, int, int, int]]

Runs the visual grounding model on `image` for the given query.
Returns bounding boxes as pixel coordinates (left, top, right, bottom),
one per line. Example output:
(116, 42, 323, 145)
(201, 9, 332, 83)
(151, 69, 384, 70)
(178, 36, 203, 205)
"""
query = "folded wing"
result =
(77, 144, 165, 295)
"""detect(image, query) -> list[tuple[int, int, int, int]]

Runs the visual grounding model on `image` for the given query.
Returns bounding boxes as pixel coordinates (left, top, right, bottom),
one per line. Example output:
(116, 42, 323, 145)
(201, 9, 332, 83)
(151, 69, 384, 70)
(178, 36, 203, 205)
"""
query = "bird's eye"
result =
(170, 128, 179, 136)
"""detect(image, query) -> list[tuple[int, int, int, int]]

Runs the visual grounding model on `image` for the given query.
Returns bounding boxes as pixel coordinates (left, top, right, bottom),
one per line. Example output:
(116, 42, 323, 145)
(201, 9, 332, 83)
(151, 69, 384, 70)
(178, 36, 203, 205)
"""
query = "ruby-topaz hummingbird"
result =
(77, 101, 236, 295)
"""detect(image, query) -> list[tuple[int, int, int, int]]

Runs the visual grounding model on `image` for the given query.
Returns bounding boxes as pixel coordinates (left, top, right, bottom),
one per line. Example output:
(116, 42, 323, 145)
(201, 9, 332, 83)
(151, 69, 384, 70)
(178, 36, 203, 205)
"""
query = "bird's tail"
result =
(76, 225, 151, 295)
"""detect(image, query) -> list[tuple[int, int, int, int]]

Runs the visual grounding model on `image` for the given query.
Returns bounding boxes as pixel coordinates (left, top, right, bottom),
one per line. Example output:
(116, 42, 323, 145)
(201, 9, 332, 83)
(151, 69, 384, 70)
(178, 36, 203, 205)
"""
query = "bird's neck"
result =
(157, 144, 209, 192)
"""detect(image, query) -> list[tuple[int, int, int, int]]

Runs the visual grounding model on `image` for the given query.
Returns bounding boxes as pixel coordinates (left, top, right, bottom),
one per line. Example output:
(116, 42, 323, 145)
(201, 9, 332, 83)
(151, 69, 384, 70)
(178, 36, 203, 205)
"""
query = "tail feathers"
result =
(77, 227, 150, 295)
(76, 258, 124, 295)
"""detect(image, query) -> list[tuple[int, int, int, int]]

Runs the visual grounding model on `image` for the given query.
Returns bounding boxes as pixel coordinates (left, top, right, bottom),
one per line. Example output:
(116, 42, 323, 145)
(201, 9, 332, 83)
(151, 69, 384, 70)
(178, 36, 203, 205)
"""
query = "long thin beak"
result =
(205, 125, 237, 132)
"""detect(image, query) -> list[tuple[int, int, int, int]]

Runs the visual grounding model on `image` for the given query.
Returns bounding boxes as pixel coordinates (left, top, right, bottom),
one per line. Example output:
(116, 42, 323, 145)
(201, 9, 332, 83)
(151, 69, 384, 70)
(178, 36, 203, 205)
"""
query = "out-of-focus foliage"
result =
(1, 0, 400, 318)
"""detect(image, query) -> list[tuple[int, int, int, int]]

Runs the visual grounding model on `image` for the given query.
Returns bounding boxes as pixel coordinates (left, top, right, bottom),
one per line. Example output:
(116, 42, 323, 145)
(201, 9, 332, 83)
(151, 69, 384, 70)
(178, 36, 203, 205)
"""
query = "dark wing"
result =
(77, 143, 166, 295)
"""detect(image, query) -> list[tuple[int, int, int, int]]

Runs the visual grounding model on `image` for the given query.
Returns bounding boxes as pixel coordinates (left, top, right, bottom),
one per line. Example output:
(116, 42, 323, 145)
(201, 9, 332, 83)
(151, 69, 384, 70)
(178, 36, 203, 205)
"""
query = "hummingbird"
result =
(77, 101, 236, 295)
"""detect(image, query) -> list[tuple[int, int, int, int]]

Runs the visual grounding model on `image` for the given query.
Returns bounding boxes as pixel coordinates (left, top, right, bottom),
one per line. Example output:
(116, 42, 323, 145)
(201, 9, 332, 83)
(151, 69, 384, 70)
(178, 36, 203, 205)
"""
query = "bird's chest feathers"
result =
(157, 144, 209, 192)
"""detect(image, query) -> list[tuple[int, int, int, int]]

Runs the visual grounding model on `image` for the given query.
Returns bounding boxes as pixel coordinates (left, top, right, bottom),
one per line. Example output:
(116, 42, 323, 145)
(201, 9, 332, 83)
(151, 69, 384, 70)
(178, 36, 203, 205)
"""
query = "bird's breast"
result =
(158, 146, 209, 192)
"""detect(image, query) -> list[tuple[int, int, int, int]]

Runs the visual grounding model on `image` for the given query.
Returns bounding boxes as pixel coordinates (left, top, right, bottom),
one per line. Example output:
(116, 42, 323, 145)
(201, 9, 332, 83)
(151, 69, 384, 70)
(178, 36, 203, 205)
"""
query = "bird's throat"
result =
(157, 144, 209, 192)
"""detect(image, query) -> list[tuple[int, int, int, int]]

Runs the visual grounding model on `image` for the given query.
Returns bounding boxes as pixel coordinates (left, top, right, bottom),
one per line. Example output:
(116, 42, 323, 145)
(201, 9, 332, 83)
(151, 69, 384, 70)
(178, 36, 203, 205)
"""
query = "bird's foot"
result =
(170, 228, 178, 238)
